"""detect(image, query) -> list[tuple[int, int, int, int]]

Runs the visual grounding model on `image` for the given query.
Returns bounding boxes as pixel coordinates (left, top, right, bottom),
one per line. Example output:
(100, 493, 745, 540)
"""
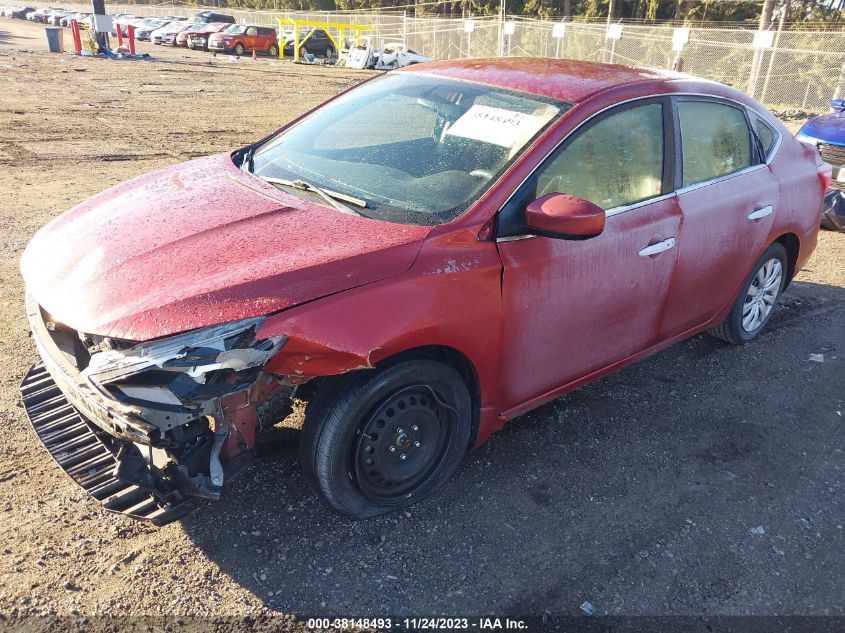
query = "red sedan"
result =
(176, 21, 222, 48)
(20, 59, 828, 523)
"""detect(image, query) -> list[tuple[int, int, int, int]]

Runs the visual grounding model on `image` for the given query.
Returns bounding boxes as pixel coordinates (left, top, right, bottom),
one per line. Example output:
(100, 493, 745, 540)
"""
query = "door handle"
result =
(747, 205, 773, 220)
(638, 237, 676, 257)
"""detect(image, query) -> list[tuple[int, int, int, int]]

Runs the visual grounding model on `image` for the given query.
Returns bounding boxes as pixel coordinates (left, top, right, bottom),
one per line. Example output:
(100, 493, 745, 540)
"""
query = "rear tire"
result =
(300, 360, 472, 518)
(324, 45, 335, 59)
(268, 44, 278, 57)
(707, 242, 787, 345)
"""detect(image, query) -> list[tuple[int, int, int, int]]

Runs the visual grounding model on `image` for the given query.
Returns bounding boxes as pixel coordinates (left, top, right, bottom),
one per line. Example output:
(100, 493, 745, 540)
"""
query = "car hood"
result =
(800, 111, 845, 144)
(22, 153, 430, 341)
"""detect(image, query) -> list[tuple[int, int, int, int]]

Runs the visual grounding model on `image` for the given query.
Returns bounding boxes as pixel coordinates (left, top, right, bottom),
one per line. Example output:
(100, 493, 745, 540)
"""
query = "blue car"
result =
(797, 99, 845, 231)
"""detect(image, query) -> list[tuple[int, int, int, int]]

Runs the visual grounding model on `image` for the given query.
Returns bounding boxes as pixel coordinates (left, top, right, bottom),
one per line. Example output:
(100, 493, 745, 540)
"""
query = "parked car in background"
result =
(177, 21, 210, 47)
(151, 21, 195, 45)
(134, 18, 171, 41)
(9, 6, 34, 19)
(28, 6, 48, 20)
(59, 12, 85, 27)
(187, 22, 227, 50)
(188, 10, 235, 24)
(113, 15, 143, 37)
(282, 27, 336, 58)
(109, 13, 131, 33)
(47, 9, 71, 25)
(19, 59, 827, 524)
(208, 23, 279, 57)
(796, 100, 845, 231)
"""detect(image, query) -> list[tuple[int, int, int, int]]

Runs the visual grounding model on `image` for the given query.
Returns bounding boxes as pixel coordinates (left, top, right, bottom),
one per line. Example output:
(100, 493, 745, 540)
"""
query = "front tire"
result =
(300, 360, 472, 518)
(234, 42, 245, 56)
(708, 242, 787, 345)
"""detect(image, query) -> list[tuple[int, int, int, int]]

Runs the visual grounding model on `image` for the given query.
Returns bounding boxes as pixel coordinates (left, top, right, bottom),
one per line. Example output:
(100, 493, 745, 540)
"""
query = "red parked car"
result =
(176, 21, 220, 48)
(20, 59, 828, 524)
(208, 24, 280, 57)
(187, 22, 227, 51)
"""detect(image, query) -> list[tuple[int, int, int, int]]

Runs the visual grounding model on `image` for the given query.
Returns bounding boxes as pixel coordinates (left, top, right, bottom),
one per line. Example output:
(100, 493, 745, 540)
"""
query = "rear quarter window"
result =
(754, 116, 779, 160)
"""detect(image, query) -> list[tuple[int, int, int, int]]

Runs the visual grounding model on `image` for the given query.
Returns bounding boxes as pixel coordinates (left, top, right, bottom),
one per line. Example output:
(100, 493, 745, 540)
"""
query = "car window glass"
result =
(247, 26, 257, 35)
(253, 74, 564, 225)
(312, 92, 439, 150)
(754, 117, 777, 159)
(534, 103, 664, 211)
(678, 100, 752, 186)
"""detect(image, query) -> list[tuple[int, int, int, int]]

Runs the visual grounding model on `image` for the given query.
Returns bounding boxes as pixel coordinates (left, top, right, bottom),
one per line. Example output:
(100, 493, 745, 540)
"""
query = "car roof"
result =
(404, 58, 692, 104)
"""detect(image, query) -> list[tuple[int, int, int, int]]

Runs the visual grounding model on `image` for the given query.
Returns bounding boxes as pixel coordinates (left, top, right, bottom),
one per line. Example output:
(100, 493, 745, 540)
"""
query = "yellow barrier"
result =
(277, 18, 372, 62)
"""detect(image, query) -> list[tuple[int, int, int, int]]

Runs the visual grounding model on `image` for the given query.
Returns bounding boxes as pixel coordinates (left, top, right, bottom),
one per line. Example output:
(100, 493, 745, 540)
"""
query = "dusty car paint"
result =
(21, 154, 430, 341)
(20, 59, 825, 518)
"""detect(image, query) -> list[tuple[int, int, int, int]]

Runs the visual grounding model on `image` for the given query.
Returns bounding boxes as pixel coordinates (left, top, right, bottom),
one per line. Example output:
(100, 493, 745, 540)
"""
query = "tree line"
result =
(120, 0, 844, 24)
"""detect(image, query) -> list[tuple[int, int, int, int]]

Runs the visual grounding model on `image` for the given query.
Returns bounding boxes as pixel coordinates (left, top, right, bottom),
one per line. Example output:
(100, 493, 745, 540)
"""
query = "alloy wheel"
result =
(742, 257, 782, 332)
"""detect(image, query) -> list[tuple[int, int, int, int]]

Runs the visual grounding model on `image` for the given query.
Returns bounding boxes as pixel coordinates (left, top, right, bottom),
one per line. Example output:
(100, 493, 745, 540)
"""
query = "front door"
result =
(496, 99, 683, 408)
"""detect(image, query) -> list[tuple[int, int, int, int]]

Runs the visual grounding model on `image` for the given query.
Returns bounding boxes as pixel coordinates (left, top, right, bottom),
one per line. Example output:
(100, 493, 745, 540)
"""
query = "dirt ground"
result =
(1, 15, 844, 629)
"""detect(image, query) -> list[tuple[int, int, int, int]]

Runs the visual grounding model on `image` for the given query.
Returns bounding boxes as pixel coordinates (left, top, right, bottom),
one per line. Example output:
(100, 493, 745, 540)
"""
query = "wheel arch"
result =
(297, 344, 483, 447)
(773, 232, 800, 288)
(375, 345, 481, 446)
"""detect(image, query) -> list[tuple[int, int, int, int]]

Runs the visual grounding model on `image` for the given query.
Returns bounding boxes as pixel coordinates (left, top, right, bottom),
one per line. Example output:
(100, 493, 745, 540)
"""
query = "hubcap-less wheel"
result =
(353, 385, 456, 504)
(742, 257, 782, 332)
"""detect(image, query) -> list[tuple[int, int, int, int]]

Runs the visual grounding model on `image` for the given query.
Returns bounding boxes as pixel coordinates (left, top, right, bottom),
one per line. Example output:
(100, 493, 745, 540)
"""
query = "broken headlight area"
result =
(78, 317, 290, 500)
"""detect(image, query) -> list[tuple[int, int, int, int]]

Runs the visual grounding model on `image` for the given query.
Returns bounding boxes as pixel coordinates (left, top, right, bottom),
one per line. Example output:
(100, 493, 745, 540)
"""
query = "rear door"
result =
(660, 97, 779, 335)
(259, 27, 275, 50)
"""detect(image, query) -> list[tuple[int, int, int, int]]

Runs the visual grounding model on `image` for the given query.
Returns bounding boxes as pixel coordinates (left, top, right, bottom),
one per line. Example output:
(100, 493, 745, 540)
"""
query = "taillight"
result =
(818, 162, 833, 193)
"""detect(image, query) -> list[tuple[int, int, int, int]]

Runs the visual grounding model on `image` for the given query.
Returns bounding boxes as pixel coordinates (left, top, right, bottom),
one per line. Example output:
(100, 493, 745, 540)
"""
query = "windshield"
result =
(225, 24, 247, 34)
(250, 74, 565, 225)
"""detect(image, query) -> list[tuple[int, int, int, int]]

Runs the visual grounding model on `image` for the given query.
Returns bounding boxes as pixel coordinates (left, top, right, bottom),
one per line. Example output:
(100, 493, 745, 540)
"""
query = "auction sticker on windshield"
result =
(445, 104, 550, 148)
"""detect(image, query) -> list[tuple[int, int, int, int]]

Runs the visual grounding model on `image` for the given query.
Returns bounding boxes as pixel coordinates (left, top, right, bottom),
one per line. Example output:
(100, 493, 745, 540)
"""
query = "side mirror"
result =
(524, 193, 605, 240)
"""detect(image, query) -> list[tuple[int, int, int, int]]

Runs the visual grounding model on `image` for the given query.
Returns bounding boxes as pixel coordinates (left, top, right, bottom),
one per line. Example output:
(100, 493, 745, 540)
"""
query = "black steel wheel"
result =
(353, 385, 457, 504)
(300, 359, 473, 518)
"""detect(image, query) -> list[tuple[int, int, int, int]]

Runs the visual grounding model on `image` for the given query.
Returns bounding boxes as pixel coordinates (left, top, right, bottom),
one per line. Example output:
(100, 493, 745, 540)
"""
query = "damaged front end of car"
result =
(20, 294, 292, 524)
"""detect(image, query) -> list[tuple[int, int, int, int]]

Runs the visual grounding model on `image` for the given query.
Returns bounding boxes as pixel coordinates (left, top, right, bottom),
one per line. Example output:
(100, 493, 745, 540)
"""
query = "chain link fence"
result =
(33, 2, 845, 110)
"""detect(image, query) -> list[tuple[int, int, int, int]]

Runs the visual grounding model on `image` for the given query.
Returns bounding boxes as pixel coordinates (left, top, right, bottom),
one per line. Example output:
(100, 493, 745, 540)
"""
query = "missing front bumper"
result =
(20, 364, 190, 525)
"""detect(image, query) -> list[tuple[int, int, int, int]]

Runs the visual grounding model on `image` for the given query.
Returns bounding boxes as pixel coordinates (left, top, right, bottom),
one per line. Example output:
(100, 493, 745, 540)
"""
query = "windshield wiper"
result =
(260, 176, 368, 216)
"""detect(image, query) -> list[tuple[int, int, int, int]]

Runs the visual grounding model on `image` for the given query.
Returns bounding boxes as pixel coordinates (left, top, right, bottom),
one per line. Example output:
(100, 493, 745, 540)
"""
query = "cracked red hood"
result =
(21, 154, 430, 341)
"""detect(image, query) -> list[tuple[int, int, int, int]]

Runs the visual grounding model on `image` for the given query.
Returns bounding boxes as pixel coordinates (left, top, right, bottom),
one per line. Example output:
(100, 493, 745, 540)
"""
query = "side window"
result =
(534, 102, 665, 211)
(246, 26, 257, 36)
(678, 100, 752, 187)
(754, 115, 778, 160)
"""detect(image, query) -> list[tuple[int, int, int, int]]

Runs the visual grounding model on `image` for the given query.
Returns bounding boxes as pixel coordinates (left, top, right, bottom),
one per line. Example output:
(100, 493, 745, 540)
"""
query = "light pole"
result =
(499, 0, 505, 57)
